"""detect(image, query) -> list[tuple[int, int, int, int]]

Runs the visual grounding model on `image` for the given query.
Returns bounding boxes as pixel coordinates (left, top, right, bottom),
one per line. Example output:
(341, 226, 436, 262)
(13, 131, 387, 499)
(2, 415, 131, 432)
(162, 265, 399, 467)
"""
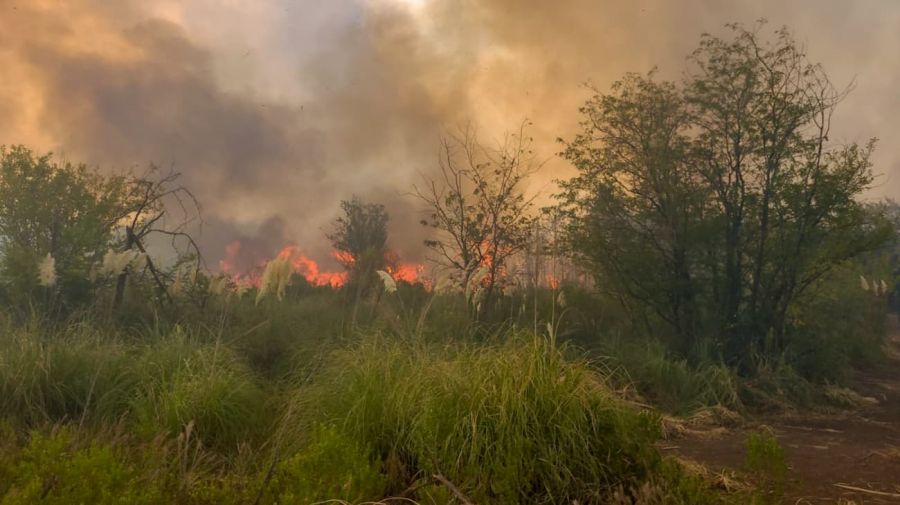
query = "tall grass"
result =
(602, 339, 741, 415)
(131, 329, 269, 450)
(0, 319, 136, 425)
(295, 333, 669, 504)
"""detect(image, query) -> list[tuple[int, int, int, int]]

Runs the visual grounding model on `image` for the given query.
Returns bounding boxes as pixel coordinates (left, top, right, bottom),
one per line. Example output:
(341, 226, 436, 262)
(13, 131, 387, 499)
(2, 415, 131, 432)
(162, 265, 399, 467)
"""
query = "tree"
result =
(415, 124, 537, 311)
(0, 146, 204, 314)
(558, 23, 892, 366)
(558, 74, 707, 353)
(0, 145, 131, 310)
(111, 167, 202, 309)
(327, 196, 389, 323)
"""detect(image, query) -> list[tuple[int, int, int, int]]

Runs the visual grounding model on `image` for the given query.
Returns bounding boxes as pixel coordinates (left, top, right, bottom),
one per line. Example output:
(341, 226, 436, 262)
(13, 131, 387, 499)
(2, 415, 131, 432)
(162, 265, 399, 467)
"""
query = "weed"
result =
(744, 430, 788, 501)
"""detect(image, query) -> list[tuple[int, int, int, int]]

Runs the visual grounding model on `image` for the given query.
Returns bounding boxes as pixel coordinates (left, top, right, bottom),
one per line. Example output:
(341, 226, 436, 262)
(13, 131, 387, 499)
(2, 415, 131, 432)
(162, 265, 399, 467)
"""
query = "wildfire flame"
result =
(220, 241, 426, 289)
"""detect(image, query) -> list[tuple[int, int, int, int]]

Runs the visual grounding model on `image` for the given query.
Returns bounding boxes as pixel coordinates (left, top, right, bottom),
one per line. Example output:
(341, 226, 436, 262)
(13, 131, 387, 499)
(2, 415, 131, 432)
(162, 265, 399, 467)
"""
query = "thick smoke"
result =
(1, 0, 898, 270)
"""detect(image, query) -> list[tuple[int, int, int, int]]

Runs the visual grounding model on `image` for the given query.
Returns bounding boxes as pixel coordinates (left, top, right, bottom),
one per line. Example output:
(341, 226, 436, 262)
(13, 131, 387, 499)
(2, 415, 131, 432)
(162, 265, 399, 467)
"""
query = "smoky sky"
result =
(1, 0, 898, 270)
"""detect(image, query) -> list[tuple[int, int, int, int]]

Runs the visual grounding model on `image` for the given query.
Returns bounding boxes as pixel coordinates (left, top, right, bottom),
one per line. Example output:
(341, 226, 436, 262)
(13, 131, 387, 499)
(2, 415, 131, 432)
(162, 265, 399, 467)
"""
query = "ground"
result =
(671, 317, 900, 504)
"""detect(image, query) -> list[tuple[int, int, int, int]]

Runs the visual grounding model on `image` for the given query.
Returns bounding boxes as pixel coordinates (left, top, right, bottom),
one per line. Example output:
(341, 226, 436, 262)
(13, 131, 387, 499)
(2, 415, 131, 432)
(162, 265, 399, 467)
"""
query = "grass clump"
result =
(744, 430, 787, 501)
(611, 340, 742, 415)
(0, 321, 136, 426)
(301, 333, 676, 504)
(132, 331, 268, 450)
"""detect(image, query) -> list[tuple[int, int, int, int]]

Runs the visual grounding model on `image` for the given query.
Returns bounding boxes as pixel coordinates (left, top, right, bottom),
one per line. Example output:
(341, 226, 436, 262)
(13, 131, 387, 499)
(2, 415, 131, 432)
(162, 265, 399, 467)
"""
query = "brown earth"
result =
(670, 317, 900, 504)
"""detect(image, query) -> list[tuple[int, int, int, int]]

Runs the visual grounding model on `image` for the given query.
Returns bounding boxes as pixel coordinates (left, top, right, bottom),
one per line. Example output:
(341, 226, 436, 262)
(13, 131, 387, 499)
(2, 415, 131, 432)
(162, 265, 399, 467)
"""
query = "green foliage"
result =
(222, 287, 345, 377)
(302, 334, 666, 504)
(0, 429, 162, 505)
(744, 430, 787, 501)
(266, 424, 387, 504)
(0, 320, 137, 425)
(0, 145, 132, 310)
(613, 340, 741, 415)
(786, 269, 887, 383)
(132, 333, 268, 449)
(328, 196, 390, 297)
(557, 24, 893, 367)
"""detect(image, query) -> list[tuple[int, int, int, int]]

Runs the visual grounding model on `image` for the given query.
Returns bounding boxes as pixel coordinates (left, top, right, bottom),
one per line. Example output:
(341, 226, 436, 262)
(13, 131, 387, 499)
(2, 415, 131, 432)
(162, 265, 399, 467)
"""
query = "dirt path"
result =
(673, 317, 900, 504)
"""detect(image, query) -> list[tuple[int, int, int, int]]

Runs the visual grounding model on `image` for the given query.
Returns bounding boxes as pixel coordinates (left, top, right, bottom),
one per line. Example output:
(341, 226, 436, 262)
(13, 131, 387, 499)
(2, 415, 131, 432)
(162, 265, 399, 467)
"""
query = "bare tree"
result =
(415, 123, 538, 310)
(113, 167, 203, 309)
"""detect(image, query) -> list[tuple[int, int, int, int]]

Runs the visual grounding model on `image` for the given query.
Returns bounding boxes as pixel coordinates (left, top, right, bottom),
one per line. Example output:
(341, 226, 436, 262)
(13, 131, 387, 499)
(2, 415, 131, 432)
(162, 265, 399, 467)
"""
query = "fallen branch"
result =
(833, 483, 900, 498)
(432, 474, 474, 505)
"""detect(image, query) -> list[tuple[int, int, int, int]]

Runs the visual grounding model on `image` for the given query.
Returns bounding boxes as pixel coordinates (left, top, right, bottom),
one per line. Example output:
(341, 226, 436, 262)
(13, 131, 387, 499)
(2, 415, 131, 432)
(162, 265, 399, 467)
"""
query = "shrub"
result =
(0, 428, 162, 505)
(300, 333, 666, 504)
(265, 424, 387, 504)
(611, 340, 741, 415)
(223, 290, 346, 377)
(786, 266, 890, 383)
(744, 430, 787, 502)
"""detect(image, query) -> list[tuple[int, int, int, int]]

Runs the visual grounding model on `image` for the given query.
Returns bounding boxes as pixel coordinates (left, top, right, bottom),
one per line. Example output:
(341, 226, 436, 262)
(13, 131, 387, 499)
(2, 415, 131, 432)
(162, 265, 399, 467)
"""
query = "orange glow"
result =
(281, 245, 349, 288)
(387, 262, 424, 283)
(546, 274, 560, 290)
(331, 249, 355, 267)
(220, 242, 427, 290)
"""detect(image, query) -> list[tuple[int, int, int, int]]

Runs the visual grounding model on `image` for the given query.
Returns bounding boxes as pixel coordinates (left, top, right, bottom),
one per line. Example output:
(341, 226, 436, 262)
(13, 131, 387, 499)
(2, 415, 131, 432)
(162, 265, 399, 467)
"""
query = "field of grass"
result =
(0, 283, 772, 505)
(0, 272, 890, 504)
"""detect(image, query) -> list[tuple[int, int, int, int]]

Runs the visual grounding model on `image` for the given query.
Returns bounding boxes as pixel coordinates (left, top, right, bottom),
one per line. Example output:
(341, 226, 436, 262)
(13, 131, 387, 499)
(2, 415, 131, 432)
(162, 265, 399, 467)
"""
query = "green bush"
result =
(301, 333, 666, 504)
(265, 424, 387, 504)
(744, 430, 787, 501)
(223, 289, 346, 377)
(786, 266, 890, 383)
(0, 428, 162, 505)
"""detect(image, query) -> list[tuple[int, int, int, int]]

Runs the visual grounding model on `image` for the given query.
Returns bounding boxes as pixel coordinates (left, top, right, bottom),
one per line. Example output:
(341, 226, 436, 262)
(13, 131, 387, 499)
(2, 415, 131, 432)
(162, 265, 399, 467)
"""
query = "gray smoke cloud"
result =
(1, 0, 897, 270)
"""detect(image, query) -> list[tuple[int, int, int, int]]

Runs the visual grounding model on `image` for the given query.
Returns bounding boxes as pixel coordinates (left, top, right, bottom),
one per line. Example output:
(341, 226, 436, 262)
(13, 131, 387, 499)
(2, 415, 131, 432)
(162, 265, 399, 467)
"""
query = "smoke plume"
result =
(1, 0, 898, 270)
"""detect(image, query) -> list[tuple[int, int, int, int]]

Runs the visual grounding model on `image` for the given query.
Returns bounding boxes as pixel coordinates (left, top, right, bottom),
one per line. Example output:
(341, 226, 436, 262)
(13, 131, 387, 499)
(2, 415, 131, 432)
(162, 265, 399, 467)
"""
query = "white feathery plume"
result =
(376, 270, 397, 294)
(256, 255, 292, 304)
(556, 290, 567, 308)
(101, 249, 140, 276)
(208, 276, 229, 296)
(38, 253, 56, 287)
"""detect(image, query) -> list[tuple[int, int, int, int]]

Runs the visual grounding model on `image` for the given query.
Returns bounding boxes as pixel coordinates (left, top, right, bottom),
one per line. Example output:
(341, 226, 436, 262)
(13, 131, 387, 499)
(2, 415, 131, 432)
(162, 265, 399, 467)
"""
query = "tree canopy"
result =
(558, 23, 893, 366)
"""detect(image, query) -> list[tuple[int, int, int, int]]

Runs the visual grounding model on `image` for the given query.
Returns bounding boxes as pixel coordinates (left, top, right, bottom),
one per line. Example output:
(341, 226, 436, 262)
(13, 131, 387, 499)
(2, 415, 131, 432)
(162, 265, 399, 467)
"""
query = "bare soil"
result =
(671, 317, 900, 504)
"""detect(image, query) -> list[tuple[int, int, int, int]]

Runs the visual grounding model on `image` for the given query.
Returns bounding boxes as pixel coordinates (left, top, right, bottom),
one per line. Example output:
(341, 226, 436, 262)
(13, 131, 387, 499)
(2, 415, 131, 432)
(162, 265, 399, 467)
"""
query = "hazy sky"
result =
(1, 0, 898, 269)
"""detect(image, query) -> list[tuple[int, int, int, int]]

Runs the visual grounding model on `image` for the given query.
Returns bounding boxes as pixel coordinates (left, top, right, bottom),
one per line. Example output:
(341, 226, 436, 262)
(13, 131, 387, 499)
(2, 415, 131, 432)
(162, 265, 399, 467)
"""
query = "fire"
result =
(280, 245, 348, 288)
(220, 241, 427, 290)
(387, 262, 424, 284)
(546, 274, 560, 290)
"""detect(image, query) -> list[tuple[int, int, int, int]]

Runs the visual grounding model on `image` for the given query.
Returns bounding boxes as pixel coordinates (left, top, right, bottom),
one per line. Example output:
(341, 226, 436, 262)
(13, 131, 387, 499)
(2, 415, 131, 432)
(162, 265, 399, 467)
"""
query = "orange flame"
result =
(387, 262, 424, 284)
(280, 245, 348, 288)
(220, 241, 427, 290)
(546, 274, 560, 290)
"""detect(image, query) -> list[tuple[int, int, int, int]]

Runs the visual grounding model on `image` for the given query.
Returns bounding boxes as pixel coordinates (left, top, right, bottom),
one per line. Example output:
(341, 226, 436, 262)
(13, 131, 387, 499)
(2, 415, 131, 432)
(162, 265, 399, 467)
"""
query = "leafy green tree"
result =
(558, 23, 892, 366)
(327, 196, 390, 323)
(558, 74, 706, 353)
(328, 196, 389, 285)
(0, 146, 131, 310)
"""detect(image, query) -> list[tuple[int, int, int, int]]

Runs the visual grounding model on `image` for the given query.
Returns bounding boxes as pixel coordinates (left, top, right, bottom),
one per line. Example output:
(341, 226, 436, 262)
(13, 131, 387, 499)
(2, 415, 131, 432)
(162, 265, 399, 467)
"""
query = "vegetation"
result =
(414, 124, 537, 310)
(0, 22, 896, 504)
(558, 23, 893, 368)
